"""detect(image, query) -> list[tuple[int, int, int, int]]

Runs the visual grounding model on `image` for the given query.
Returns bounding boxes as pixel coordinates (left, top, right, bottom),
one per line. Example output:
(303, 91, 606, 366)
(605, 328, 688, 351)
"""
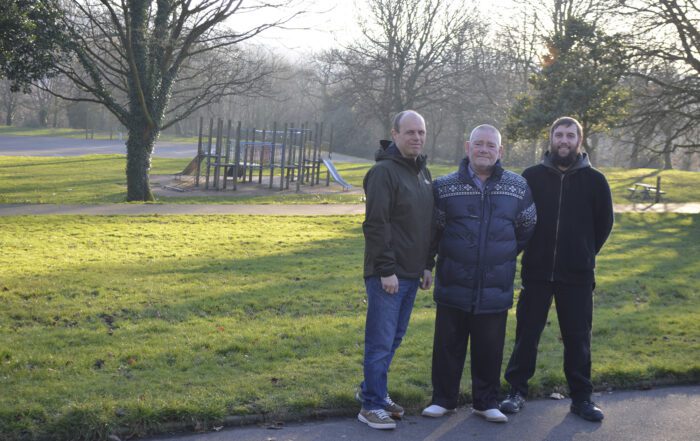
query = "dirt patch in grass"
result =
(150, 174, 364, 198)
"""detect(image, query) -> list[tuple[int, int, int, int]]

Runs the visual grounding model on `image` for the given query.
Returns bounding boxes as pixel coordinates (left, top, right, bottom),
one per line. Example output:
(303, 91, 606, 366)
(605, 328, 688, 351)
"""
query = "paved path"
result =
(0, 202, 699, 216)
(0, 203, 366, 216)
(0, 135, 371, 163)
(141, 385, 700, 441)
(0, 135, 197, 158)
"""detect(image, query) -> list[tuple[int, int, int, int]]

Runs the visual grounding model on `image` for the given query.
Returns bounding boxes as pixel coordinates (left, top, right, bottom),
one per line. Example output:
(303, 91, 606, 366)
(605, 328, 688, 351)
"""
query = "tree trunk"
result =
(530, 139, 539, 164)
(454, 118, 467, 163)
(681, 151, 693, 171)
(629, 141, 640, 168)
(3, 91, 15, 126)
(38, 108, 49, 127)
(125, 123, 157, 202)
(585, 133, 598, 166)
(662, 128, 674, 170)
(663, 143, 673, 170)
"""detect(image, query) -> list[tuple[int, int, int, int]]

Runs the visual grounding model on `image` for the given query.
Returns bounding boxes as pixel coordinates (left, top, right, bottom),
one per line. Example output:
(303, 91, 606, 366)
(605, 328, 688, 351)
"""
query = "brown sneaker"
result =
(358, 408, 397, 429)
(384, 395, 405, 418)
(355, 388, 404, 418)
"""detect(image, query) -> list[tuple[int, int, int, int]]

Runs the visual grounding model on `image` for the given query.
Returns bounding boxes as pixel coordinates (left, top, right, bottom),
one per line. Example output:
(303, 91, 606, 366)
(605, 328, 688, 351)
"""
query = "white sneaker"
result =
(421, 404, 456, 418)
(473, 408, 508, 423)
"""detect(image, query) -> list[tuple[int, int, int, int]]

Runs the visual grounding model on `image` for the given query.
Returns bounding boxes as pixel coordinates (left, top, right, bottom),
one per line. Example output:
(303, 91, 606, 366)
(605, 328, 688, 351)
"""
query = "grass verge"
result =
(2, 155, 700, 205)
(0, 213, 698, 440)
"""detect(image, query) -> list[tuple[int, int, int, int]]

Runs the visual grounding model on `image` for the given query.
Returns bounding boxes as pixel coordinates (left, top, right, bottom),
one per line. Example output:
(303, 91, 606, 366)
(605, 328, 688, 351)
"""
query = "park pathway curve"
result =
(1, 202, 700, 216)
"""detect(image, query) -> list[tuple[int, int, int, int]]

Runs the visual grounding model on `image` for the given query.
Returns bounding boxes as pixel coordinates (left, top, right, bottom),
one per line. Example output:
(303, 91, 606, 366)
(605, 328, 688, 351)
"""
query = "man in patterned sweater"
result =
(421, 124, 536, 423)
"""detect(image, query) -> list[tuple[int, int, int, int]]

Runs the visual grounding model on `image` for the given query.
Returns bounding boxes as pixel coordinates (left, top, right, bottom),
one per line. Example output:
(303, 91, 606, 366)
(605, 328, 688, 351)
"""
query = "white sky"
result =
(233, 0, 517, 58)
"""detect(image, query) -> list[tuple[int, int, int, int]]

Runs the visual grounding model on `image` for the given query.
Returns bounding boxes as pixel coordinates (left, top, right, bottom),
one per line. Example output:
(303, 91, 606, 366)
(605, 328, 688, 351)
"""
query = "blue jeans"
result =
(361, 276, 419, 410)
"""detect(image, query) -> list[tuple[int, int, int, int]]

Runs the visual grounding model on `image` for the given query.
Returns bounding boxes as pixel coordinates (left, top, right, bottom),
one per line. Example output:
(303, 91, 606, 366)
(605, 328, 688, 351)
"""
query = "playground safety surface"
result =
(150, 174, 363, 198)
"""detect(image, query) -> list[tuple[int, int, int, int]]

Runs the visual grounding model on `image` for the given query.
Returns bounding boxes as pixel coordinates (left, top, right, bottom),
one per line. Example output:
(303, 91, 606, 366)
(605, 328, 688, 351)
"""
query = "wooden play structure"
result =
(182, 117, 351, 192)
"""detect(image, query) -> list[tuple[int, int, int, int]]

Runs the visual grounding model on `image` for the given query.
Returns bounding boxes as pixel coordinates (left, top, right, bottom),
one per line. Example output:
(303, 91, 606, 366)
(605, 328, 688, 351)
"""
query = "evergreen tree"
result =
(507, 17, 629, 163)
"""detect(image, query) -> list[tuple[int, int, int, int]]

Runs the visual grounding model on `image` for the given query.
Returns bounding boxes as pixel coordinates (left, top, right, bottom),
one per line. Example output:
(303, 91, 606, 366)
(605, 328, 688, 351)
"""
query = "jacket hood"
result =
(375, 140, 428, 171)
(542, 151, 591, 174)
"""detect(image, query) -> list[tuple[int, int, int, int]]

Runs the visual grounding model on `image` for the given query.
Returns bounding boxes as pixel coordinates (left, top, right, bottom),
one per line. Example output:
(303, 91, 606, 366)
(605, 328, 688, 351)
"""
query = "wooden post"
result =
(328, 124, 334, 160)
(301, 122, 310, 184)
(269, 122, 278, 189)
(195, 116, 203, 187)
(204, 118, 214, 190)
(315, 122, 323, 185)
(296, 124, 305, 192)
(248, 128, 257, 183)
(241, 128, 249, 183)
(222, 120, 232, 190)
(233, 121, 242, 191)
(326, 125, 334, 186)
(289, 123, 297, 185)
(258, 128, 266, 184)
(213, 119, 223, 190)
(655, 176, 662, 203)
(280, 123, 288, 191)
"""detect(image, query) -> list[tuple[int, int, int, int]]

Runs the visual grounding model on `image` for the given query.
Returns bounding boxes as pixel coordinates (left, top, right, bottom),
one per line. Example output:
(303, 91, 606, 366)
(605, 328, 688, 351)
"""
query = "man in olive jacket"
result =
(500, 117, 614, 422)
(358, 110, 434, 430)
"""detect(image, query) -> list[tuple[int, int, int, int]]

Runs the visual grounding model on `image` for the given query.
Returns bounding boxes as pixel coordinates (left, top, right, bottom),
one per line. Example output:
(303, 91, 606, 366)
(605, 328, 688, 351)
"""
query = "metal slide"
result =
(321, 158, 353, 190)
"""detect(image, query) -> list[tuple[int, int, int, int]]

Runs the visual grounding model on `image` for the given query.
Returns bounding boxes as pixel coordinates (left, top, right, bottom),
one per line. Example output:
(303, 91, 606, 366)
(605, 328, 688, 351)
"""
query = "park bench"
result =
(627, 182, 666, 201)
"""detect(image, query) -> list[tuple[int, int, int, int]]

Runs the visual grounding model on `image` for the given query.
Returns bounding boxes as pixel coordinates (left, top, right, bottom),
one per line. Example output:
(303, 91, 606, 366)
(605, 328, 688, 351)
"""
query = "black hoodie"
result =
(521, 152, 614, 285)
(362, 140, 434, 278)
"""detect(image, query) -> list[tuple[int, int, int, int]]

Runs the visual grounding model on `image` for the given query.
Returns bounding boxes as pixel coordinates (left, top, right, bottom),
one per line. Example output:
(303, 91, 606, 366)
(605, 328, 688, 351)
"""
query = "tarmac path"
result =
(0, 134, 371, 162)
(0, 134, 197, 158)
(141, 385, 700, 441)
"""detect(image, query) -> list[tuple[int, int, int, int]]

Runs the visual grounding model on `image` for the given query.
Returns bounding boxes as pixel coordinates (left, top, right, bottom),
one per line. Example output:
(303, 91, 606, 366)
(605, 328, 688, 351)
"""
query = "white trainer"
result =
(473, 408, 508, 423)
(421, 404, 456, 418)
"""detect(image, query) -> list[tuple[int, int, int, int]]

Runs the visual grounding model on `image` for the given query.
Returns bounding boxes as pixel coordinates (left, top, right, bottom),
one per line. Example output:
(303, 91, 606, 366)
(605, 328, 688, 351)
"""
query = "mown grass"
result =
(0, 126, 196, 144)
(2, 155, 700, 205)
(0, 213, 698, 440)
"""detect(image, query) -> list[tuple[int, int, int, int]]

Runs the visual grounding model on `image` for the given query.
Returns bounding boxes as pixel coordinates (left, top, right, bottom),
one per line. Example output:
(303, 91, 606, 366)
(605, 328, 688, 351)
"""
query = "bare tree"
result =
(48, 0, 305, 201)
(331, 0, 481, 133)
(618, 0, 700, 158)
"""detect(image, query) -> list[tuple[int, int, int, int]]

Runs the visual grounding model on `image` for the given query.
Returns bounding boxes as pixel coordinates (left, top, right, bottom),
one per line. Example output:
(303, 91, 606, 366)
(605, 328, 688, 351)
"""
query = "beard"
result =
(551, 146, 578, 168)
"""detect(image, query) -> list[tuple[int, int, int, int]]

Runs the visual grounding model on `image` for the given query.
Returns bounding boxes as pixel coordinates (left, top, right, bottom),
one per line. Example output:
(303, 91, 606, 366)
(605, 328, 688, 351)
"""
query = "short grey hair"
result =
(392, 110, 424, 133)
(469, 124, 501, 145)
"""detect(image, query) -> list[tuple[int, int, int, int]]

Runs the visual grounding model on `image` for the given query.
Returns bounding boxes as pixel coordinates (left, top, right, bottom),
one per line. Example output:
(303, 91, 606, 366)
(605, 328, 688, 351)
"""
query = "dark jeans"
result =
(361, 276, 419, 410)
(430, 304, 508, 411)
(504, 280, 594, 402)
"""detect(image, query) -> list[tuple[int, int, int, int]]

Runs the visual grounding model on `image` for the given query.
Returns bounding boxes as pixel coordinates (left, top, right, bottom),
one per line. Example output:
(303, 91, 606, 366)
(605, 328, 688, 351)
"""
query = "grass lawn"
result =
(2, 155, 700, 205)
(0, 213, 698, 440)
(0, 126, 196, 144)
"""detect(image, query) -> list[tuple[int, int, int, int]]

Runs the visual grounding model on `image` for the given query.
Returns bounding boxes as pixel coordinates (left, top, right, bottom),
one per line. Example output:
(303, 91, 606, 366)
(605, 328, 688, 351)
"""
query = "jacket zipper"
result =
(474, 184, 491, 311)
(550, 173, 565, 281)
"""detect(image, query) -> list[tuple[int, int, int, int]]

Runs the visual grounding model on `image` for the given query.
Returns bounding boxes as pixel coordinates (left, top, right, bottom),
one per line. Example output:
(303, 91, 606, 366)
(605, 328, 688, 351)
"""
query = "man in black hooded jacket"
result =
(357, 110, 434, 430)
(500, 116, 614, 422)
